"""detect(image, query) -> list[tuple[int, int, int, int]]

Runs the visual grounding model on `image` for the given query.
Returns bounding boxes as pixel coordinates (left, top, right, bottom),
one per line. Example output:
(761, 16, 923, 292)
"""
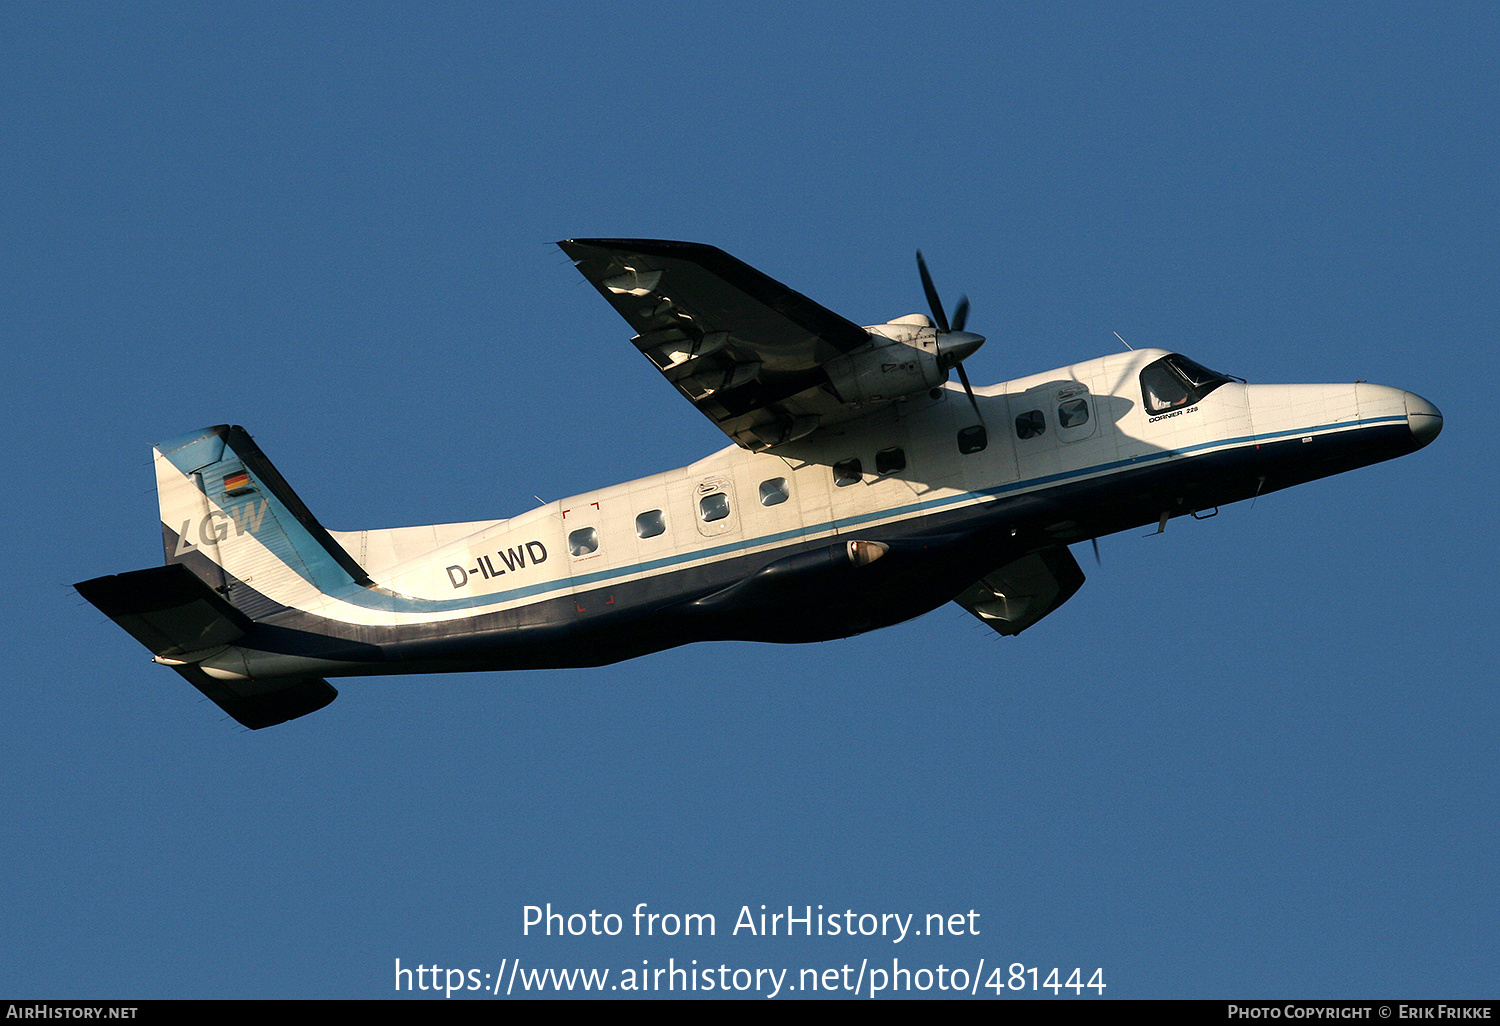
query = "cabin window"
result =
(833, 458, 862, 487)
(1015, 410, 1045, 439)
(1058, 399, 1089, 428)
(875, 447, 906, 475)
(1140, 354, 1231, 415)
(759, 478, 789, 506)
(567, 527, 599, 557)
(958, 425, 988, 454)
(635, 510, 666, 539)
(699, 492, 730, 522)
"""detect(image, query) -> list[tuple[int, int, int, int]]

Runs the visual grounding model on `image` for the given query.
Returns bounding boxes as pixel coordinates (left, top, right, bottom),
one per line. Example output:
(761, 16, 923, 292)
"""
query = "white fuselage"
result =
(170, 347, 1433, 688)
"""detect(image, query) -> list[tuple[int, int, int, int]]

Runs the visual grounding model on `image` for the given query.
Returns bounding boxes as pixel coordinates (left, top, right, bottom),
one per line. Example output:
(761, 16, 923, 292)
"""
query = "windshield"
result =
(1140, 354, 1231, 415)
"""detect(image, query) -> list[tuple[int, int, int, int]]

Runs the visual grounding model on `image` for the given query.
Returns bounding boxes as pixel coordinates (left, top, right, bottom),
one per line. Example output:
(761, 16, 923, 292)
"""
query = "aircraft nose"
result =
(1404, 391, 1443, 448)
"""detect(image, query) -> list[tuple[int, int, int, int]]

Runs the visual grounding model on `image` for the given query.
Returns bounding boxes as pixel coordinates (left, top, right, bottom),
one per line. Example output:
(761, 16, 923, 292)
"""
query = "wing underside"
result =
(560, 238, 877, 449)
(954, 546, 1087, 637)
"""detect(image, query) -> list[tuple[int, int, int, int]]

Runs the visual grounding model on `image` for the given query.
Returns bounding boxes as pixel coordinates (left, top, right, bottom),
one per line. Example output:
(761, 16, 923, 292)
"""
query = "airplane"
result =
(75, 239, 1444, 729)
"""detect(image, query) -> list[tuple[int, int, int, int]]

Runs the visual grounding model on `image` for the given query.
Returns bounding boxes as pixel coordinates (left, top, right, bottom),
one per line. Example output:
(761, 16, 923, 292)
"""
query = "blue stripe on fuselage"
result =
(251, 414, 1409, 617)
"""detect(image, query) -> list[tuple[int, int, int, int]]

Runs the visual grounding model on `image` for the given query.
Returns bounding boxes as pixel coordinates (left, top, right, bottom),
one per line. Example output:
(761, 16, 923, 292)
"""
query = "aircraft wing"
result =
(954, 546, 1086, 637)
(560, 239, 877, 449)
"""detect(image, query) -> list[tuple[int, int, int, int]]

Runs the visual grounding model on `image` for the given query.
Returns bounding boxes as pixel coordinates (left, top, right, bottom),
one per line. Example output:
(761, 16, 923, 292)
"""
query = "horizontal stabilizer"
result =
(167, 662, 337, 730)
(76, 563, 337, 729)
(75, 563, 251, 658)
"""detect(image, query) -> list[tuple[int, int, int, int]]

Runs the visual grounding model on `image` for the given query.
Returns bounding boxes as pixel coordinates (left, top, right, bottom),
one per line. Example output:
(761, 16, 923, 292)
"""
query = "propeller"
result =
(916, 251, 986, 422)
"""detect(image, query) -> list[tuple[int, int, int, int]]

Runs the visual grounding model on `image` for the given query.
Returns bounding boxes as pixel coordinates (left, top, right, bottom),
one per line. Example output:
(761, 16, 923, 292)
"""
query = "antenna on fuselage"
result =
(1113, 331, 1134, 351)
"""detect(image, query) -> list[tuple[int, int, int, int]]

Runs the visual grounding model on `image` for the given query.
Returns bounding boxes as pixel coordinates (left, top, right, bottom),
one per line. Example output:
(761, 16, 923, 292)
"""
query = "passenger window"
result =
(958, 425, 988, 454)
(833, 458, 862, 487)
(699, 492, 730, 522)
(875, 447, 906, 475)
(567, 527, 599, 557)
(635, 510, 665, 539)
(1015, 410, 1045, 439)
(1058, 399, 1089, 428)
(759, 478, 790, 506)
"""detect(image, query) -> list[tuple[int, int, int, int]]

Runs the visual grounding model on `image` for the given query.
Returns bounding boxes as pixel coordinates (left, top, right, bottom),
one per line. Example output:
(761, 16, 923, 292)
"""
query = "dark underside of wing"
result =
(560, 238, 875, 449)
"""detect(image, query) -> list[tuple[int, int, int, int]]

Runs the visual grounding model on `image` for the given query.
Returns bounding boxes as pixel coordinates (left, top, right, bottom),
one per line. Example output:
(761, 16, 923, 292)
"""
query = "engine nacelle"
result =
(824, 315, 947, 404)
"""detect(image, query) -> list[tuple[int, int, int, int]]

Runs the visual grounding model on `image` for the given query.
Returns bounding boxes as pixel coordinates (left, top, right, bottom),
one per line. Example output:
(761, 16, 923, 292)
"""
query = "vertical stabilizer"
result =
(154, 425, 369, 615)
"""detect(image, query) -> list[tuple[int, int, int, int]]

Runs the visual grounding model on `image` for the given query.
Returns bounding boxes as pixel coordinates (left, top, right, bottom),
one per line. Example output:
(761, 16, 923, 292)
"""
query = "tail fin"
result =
(76, 425, 358, 729)
(154, 425, 369, 616)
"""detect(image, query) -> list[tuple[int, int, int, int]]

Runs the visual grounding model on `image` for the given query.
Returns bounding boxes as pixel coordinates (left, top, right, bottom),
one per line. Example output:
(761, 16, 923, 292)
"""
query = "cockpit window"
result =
(1140, 354, 1231, 415)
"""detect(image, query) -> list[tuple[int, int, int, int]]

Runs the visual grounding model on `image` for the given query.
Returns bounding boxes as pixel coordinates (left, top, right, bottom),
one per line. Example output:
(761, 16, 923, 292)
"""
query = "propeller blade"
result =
(916, 250, 949, 333)
(1091, 537, 1101, 565)
(917, 249, 985, 427)
(954, 361, 983, 423)
(952, 295, 970, 333)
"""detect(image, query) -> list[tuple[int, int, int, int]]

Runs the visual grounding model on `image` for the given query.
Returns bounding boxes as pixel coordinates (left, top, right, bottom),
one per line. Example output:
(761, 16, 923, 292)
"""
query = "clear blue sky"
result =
(3, 2, 1494, 999)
